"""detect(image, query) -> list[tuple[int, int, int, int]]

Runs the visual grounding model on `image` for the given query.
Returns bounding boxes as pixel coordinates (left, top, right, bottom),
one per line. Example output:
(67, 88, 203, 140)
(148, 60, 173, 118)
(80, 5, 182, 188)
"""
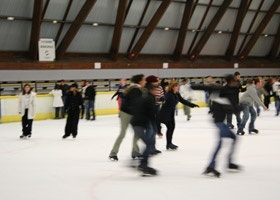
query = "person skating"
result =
(62, 83, 83, 139)
(18, 84, 36, 139)
(131, 84, 159, 176)
(111, 78, 129, 112)
(108, 74, 145, 161)
(49, 83, 64, 119)
(158, 82, 199, 150)
(179, 78, 194, 121)
(237, 79, 268, 135)
(84, 81, 96, 121)
(192, 75, 243, 177)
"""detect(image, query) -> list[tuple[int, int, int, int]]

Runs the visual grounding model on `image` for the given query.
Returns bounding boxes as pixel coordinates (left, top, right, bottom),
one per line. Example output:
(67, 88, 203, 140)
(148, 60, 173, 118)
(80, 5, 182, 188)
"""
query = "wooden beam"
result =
(187, 0, 213, 55)
(237, 0, 264, 55)
(225, 0, 249, 60)
(189, 0, 233, 60)
(173, 0, 195, 61)
(42, 0, 51, 19)
(29, 0, 44, 60)
(268, 22, 280, 60)
(126, 0, 151, 54)
(239, 0, 280, 60)
(124, 0, 133, 20)
(56, 0, 97, 60)
(129, 0, 172, 59)
(55, 0, 73, 44)
(110, 0, 128, 60)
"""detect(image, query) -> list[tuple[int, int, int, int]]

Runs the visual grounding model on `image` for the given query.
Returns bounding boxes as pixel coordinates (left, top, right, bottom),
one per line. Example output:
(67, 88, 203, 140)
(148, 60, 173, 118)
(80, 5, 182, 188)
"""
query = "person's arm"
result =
(18, 93, 22, 114)
(177, 93, 199, 108)
(248, 87, 266, 108)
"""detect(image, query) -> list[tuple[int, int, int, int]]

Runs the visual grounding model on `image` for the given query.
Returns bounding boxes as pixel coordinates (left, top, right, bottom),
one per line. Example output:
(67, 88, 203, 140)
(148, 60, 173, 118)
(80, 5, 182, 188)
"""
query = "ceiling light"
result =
(92, 23, 99, 26)
(164, 27, 169, 31)
(52, 20, 58, 24)
(7, 17, 15, 21)
(264, 34, 269, 37)
(218, 31, 223, 34)
(192, 29, 196, 32)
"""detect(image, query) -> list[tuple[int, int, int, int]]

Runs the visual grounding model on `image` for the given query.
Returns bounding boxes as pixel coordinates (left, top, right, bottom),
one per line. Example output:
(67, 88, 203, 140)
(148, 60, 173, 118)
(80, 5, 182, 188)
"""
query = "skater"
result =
(84, 81, 96, 120)
(111, 78, 129, 111)
(49, 83, 64, 119)
(264, 78, 273, 109)
(179, 78, 194, 121)
(18, 83, 36, 139)
(272, 77, 280, 116)
(62, 83, 83, 139)
(158, 82, 199, 150)
(145, 75, 165, 154)
(192, 74, 243, 177)
(131, 84, 158, 176)
(108, 74, 145, 161)
(80, 80, 87, 119)
(237, 79, 268, 135)
(255, 77, 268, 116)
(59, 80, 69, 118)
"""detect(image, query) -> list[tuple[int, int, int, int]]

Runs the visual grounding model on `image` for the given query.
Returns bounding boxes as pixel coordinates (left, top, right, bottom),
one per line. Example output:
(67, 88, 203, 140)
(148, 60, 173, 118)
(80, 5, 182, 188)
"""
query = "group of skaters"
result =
(17, 73, 280, 176)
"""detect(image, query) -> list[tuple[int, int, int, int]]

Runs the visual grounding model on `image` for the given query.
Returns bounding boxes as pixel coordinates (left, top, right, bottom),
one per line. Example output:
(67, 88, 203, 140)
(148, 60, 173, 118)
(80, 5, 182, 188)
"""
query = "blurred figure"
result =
(62, 83, 83, 139)
(108, 74, 145, 161)
(255, 77, 268, 116)
(158, 82, 199, 150)
(84, 81, 96, 121)
(160, 78, 169, 94)
(131, 84, 158, 176)
(18, 83, 36, 139)
(264, 78, 273, 108)
(272, 77, 280, 116)
(80, 80, 87, 119)
(179, 78, 194, 121)
(237, 79, 268, 135)
(192, 75, 243, 177)
(204, 75, 214, 114)
(59, 80, 69, 118)
(49, 83, 64, 119)
(111, 79, 129, 111)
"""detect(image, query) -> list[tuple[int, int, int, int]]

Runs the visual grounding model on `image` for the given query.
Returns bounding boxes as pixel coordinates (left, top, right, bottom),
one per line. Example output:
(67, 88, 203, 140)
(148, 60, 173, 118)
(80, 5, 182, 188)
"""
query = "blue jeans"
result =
(85, 100, 94, 120)
(238, 104, 256, 132)
(208, 122, 237, 168)
(132, 122, 155, 166)
(275, 96, 280, 115)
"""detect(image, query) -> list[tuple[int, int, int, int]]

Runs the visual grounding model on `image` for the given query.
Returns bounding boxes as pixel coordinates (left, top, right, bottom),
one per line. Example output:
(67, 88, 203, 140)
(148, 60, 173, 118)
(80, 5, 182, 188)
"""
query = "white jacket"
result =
(18, 92, 37, 119)
(179, 83, 194, 101)
(49, 89, 64, 107)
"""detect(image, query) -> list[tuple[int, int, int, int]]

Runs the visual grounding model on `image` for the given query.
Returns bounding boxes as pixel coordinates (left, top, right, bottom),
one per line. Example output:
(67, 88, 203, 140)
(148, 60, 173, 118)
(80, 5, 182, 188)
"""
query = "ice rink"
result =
(0, 107, 279, 200)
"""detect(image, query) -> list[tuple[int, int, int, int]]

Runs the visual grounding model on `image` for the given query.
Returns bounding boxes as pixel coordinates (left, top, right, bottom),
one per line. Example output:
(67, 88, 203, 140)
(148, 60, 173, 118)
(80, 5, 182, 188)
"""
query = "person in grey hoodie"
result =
(237, 79, 268, 135)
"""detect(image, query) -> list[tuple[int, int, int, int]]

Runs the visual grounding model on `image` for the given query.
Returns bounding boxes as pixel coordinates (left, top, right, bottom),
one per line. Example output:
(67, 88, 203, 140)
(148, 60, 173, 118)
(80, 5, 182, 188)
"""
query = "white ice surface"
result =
(0, 107, 280, 200)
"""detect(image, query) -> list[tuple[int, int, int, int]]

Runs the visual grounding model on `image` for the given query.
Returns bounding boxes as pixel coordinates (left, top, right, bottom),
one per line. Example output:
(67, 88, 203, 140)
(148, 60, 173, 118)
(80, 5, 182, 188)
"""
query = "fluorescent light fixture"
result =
(218, 31, 223, 34)
(92, 23, 99, 26)
(7, 17, 15, 20)
(264, 34, 269, 37)
(164, 27, 169, 31)
(192, 29, 196, 32)
(52, 20, 58, 24)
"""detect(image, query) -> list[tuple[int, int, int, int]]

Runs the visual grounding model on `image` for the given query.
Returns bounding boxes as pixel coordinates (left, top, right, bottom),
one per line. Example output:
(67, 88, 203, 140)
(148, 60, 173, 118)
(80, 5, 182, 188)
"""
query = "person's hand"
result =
(193, 104, 199, 108)
(263, 106, 268, 111)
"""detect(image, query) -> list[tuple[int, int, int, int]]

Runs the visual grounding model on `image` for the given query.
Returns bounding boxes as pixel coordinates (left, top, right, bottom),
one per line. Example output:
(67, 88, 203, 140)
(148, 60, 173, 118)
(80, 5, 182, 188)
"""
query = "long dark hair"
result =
(22, 83, 32, 95)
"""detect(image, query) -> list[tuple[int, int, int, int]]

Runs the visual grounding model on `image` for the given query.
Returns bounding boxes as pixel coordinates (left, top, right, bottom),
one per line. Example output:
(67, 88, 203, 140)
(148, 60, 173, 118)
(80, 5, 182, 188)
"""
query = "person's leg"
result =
(80, 100, 85, 119)
(21, 109, 28, 136)
(185, 104, 191, 120)
(26, 119, 33, 137)
(165, 120, 176, 148)
(248, 106, 257, 131)
(226, 113, 233, 127)
(72, 111, 80, 138)
(91, 100, 96, 120)
(55, 107, 60, 118)
(238, 104, 249, 134)
(61, 96, 67, 118)
(85, 101, 90, 120)
(109, 111, 132, 157)
(235, 111, 241, 129)
(63, 113, 73, 138)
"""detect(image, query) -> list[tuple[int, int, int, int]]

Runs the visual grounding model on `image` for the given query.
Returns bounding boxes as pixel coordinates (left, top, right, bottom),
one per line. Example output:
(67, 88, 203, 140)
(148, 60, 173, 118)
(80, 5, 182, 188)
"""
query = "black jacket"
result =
(84, 85, 96, 101)
(65, 91, 83, 113)
(121, 85, 142, 115)
(158, 92, 197, 123)
(131, 92, 156, 127)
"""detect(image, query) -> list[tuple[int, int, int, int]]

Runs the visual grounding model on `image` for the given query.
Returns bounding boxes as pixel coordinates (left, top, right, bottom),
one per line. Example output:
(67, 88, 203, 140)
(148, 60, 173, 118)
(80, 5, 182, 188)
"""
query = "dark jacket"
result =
(111, 84, 129, 100)
(65, 91, 83, 113)
(60, 84, 69, 96)
(121, 85, 142, 115)
(84, 85, 96, 101)
(158, 92, 197, 123)
(131, 91, 156, 127)
(191, 84, 241, 123)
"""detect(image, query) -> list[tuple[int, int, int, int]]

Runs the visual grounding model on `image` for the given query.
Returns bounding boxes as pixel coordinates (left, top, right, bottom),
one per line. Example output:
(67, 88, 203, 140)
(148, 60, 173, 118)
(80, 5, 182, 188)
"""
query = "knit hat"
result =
(70, 83, 78, 88)
(146, 75, 158, 83)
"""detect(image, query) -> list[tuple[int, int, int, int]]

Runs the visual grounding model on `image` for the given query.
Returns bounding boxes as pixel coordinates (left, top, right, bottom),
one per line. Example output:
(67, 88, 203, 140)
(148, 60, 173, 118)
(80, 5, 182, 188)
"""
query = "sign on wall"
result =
(38, 39, 56, 61)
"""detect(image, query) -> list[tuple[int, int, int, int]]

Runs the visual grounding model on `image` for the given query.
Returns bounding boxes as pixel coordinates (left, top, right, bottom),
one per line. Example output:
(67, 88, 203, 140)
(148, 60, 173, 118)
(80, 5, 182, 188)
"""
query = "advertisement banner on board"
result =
(38, 38, 56, 61)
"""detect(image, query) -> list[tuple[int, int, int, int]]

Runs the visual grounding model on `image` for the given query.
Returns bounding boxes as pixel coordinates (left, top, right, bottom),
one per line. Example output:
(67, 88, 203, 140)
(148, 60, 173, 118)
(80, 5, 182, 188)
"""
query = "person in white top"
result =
(18, 83, 36, 139)
(179, 78, 194, 121)
(272, 77, 280, 116)
(49, 83, 64, 119)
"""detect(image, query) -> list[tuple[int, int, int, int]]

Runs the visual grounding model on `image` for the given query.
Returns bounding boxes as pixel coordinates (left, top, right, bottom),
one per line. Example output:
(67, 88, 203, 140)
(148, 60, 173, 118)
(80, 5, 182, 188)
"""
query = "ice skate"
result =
(203, 167, 221, 178)
(166, 143, 178, 150)
(138, 165, 157, 176)
(109, 156, 118, 161)
(249, 129, 259, 134)
(237, 130, 245, 135)
(227, 163, 242, 172)
(19, 135, 26, 139)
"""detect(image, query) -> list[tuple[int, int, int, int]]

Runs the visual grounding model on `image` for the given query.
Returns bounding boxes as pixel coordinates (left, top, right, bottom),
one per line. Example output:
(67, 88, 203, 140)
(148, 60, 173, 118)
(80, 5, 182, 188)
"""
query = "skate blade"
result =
(202, 172, 221, 178)
(227, 168, 242, 173)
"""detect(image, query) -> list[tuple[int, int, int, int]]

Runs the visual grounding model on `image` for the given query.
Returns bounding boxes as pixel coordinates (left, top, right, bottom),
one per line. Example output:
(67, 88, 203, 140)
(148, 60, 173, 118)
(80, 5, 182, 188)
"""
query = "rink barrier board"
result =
(0, 91, 208, 123)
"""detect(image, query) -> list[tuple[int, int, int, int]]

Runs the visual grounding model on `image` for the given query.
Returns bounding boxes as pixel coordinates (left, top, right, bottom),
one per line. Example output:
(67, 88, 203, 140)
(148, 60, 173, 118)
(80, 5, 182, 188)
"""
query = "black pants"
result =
(22, 109, 33, 136)
(55, 107, 60, 118)
(64, 110, 80, 137)
(162, 120, 175, 145)
(264, 96, 270, 108)
(80, 99, 85, 118)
